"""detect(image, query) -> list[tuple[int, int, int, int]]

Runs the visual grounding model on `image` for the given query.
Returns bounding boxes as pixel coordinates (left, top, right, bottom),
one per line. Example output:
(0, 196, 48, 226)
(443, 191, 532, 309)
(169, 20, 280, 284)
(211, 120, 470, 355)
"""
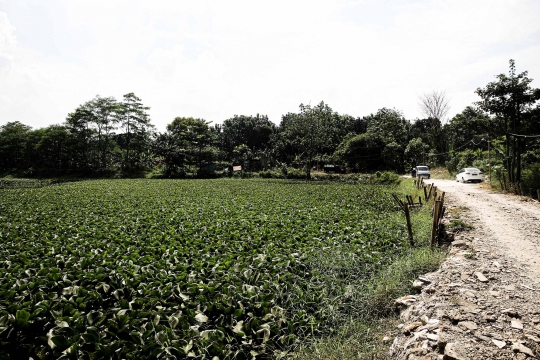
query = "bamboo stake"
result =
(403, 204, 414, 247)
(427, 184, 434, 200)
(430, 200, 441, 249)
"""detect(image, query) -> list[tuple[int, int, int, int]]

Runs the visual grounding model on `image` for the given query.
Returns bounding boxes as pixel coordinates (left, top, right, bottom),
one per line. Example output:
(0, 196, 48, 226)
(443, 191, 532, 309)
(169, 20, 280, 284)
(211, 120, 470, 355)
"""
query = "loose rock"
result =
(511, 342, 535, 357)
(511, 319, 524, 330)
(458, 321, 478, 331)
(474, 272, 489, 282)
(444, 342, 468, 360)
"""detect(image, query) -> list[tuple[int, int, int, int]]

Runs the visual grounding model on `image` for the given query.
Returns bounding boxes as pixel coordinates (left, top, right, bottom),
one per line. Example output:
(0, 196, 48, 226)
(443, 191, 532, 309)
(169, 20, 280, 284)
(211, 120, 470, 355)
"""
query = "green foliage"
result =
(522, 163, 540, 194)
(445, 149, 487, 174)
(446, 106, 493, 150)
(0, 179, 421, 358)
(220, 114, 275, 161)
(447, 219, 473, 231)
(334, 133, 384, 172)
(370, 171, 401, 185)
(295, 234, 444, 359)
(476, 59, 540, 183)
(405, 137, 429, 168)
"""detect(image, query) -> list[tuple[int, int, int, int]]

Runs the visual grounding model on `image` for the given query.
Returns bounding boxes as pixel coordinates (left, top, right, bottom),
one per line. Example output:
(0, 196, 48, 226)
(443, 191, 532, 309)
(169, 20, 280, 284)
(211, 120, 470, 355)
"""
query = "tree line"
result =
(1, 60, 539, 183)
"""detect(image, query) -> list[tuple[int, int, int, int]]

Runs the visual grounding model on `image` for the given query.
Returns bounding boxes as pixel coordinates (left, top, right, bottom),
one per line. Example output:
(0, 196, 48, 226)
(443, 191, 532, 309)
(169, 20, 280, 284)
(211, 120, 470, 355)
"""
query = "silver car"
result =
(456, 168, 483, 183)
(415, 166, 430, 179)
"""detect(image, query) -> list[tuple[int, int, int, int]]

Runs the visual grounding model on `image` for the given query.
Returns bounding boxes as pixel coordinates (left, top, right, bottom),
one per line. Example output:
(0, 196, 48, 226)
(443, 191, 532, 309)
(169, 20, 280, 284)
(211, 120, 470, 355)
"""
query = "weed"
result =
(447, 219, 473, 231)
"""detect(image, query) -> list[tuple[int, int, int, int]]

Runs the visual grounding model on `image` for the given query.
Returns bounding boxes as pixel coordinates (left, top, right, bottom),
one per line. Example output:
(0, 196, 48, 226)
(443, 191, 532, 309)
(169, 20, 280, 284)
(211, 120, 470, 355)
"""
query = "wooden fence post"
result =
(430, 200, 441, 250)
(392, 194, 414, 247)
(427, 184, 434, 200)
(403, 204, 415, 247)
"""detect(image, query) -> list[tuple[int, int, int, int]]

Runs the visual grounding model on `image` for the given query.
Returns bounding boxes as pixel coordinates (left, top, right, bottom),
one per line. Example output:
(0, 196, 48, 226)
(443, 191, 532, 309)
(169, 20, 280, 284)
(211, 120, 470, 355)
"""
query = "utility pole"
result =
(488, 135, 491, 184)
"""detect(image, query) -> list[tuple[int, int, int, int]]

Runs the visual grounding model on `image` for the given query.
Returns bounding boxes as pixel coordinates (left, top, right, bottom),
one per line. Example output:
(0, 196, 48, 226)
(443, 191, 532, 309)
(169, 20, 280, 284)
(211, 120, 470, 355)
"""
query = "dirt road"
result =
(426, 179, 540, 275)
(391, 179, 540, 359)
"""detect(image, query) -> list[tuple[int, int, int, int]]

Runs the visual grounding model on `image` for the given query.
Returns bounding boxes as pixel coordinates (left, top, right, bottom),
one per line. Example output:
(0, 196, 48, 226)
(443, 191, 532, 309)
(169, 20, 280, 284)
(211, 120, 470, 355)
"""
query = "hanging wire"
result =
(428, 139, 479, 156)
(506, 132, 540, 138)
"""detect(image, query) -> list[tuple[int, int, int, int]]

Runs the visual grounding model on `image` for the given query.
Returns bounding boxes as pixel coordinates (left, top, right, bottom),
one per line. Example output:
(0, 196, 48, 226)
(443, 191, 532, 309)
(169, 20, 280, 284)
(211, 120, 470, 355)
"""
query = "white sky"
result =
(1, 0, 539, 132)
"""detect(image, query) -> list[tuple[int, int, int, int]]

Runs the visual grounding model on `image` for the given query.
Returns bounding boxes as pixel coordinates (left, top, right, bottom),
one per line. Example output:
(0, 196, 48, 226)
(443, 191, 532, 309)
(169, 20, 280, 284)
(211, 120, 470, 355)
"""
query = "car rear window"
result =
(417, 166, 428, 171)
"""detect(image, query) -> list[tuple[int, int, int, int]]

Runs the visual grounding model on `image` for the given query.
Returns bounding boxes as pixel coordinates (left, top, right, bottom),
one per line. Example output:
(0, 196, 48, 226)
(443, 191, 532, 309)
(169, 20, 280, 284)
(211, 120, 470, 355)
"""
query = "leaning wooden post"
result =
(430, 200, 441, 250)
(427, 184, 434, 200)
(423, 186, 428, 201)
(393, 194, 414, 247)
(403, 204, 415, 247)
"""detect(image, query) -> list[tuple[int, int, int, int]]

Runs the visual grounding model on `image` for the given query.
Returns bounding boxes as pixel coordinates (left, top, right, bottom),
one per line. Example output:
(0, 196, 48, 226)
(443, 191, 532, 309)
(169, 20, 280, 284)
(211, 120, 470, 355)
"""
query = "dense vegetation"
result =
(0, 178, 436, 359)
(1, 60, 538, 189)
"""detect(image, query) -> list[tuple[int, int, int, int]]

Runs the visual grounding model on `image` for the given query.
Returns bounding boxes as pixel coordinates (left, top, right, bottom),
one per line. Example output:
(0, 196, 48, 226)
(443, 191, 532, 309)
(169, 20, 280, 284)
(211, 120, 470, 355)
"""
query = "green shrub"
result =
(286, 167, 307, 179)
(522, 163, 540, 196)
(371, 171, 401, 185)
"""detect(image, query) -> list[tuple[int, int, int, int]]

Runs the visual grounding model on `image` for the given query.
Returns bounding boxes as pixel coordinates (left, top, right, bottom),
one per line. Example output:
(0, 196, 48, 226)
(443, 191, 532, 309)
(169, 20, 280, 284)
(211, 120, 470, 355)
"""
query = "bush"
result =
(257, 170, 284, 179)
(286, 167, 308, 179)
(371, 171, 401, 185)
(522, 163, 540, 197)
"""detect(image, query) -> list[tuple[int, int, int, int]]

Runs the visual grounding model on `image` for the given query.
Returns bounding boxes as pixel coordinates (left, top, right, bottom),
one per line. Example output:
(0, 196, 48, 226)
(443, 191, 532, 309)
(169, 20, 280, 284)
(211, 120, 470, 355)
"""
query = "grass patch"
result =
(429, 167, 455, 180)
(293, 179, 446, 359)
(447, 219, 473, 231)
(294, 247, 445, 359)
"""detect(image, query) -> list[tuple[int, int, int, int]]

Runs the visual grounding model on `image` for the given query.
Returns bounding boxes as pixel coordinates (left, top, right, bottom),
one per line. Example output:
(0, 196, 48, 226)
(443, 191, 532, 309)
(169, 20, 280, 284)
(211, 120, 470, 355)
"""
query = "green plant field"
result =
(0, 179, 428, 359)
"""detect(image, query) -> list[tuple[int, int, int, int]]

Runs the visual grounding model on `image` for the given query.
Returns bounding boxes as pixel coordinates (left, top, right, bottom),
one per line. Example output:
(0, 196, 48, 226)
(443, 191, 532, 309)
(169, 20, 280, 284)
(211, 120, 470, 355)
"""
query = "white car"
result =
(456, 168, 483, 183)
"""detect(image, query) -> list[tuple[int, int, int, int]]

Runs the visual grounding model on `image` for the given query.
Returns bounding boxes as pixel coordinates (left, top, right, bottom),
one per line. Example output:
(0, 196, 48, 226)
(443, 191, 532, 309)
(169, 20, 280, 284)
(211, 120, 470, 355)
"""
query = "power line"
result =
(506, 132, 540, 138)
(428, 139, 478, 156)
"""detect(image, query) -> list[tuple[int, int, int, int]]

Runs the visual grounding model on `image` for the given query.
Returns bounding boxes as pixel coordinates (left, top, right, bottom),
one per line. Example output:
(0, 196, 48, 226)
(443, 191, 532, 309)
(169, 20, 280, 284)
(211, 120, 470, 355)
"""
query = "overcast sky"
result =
(1, 0, 539, 132)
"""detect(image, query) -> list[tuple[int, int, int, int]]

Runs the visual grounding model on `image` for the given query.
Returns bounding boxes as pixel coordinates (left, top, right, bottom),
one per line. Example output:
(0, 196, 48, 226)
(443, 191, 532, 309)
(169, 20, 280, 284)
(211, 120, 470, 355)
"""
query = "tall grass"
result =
(293, 180, 445, 359)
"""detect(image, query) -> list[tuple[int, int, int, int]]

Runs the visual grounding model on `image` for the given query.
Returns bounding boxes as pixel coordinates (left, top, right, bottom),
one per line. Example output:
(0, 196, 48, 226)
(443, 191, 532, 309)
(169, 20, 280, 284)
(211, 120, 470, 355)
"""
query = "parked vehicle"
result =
(456, 168, 483, 183)
(415, 166, 430, 179)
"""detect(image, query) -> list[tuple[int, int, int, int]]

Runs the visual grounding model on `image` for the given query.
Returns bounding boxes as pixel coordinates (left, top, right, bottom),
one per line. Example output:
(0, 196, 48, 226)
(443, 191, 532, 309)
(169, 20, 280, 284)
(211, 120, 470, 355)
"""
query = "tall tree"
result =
(445, 106, 494, 151)
(84, 96, 119, 170)
(117, 93, 153, 169)
(334, 132, 385, 172)
(476, 60, 540, 182)
(0, 122, 32, 171)
(221, 114, 275, 160)
(33, 125, 71, 173)
(364, 108, 409, 171)
(65, 106, 94, 171)
(165, 117, 216, 172)
(278, 102, 334, 179)
(418, 90, 451, 122)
